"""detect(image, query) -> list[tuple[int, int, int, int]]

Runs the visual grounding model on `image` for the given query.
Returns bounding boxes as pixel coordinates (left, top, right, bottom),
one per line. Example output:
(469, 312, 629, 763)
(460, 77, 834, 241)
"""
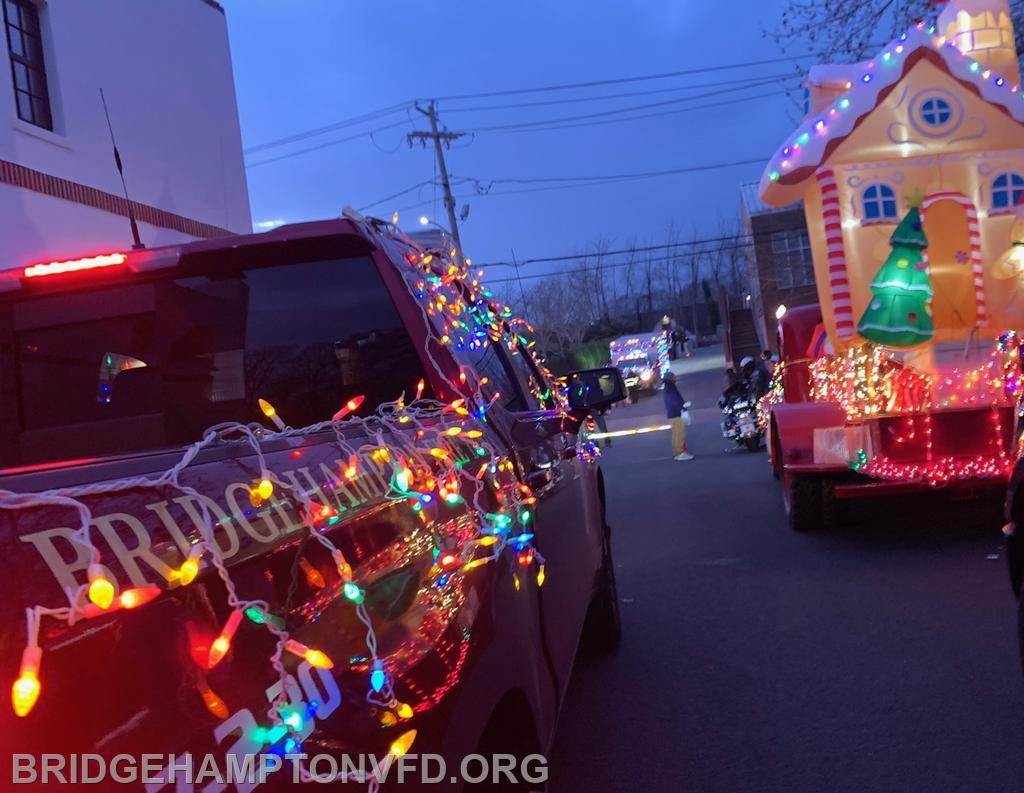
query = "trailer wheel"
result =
(783, 472, 823, 532)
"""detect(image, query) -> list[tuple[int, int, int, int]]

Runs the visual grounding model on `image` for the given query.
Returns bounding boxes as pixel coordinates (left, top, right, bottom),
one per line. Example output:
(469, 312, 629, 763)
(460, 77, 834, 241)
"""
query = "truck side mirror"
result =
(566, 367, 626, 412)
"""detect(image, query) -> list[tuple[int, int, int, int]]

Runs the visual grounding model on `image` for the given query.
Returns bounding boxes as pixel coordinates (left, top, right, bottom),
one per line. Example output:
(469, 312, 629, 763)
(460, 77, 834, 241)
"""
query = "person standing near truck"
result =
(663, 371, 693, 461)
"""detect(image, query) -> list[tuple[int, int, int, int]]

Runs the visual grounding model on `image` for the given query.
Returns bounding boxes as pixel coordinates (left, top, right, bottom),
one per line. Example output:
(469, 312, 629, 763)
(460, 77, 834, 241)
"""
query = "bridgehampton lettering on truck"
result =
(18, 447, 403, 596)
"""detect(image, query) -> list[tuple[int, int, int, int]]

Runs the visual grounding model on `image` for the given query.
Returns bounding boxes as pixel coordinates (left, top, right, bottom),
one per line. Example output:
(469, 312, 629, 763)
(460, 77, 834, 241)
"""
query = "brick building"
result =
(739, 182, 818, 350)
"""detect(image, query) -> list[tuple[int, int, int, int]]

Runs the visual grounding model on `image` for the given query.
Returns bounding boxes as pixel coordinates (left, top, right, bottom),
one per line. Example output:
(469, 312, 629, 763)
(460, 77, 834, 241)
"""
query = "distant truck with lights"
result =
(609, 333, 669, 401)
(756, 2, 1024, 530)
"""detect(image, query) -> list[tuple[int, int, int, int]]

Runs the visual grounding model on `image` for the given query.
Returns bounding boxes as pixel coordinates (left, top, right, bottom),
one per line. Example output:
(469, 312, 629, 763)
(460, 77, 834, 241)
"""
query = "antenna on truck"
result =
(99, 88, 145, 250)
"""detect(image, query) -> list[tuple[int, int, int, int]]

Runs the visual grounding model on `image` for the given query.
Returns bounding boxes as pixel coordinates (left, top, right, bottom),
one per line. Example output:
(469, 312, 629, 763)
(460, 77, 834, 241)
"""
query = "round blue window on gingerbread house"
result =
(920, 97, 953, 127)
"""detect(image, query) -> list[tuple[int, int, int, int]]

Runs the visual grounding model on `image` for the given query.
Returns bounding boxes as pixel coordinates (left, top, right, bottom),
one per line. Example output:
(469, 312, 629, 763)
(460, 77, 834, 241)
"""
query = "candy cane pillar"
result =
(816, 167, 855, 339)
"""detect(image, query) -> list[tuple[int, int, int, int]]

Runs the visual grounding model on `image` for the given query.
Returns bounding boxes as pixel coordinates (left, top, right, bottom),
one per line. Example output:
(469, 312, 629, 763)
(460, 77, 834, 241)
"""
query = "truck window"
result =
(505, 343, 555, 410)
(465, 341, 530, 413)
(6, 255, 429, 468)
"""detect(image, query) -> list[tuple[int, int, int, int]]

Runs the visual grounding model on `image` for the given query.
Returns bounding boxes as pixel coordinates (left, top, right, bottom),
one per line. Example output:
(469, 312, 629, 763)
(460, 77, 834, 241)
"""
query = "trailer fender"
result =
(770, 401, 847, 468)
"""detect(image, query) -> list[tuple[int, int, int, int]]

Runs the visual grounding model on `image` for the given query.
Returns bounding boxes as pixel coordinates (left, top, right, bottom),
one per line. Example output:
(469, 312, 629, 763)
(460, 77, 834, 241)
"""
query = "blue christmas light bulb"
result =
(370, 659, 386, 692)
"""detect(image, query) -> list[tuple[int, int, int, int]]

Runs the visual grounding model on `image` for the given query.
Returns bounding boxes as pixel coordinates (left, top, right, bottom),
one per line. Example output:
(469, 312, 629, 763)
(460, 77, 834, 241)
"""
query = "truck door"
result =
(463, 339, 603, 689)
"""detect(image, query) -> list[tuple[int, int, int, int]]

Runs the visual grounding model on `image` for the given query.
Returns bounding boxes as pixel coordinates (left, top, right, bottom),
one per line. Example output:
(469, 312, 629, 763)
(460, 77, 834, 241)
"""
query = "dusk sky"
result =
(223, 0, 813, 277)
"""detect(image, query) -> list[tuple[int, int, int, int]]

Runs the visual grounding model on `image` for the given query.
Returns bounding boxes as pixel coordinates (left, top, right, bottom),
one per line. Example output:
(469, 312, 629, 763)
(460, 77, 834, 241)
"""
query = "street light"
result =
(775, 304, 788, 320)
(418, 216, 429, 226)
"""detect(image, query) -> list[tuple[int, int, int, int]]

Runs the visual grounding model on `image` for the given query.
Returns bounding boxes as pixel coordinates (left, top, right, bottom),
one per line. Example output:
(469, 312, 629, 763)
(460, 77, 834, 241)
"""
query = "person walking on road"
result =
(663, 371, 693, 461)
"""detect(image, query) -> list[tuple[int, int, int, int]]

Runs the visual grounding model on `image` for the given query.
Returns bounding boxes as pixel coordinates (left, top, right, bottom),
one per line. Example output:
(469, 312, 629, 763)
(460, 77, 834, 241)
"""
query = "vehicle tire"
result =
(744, 436, 760, 453)
(470, 693, 541, 792)
(783, 472, 823, 532)
(581, 531, 621, 654)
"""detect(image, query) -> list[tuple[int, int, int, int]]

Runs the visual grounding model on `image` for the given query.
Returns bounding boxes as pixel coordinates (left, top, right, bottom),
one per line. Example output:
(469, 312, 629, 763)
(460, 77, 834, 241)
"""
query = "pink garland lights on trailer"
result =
(850, 407, 1013, 486)
(3, 217, 575, 790)
(836, 333, 1022, 486)
(809, 333, 1022, 421)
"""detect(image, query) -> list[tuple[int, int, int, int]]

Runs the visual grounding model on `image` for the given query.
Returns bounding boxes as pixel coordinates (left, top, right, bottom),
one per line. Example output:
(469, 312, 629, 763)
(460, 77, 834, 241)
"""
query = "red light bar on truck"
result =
(23, 252, 127, 278)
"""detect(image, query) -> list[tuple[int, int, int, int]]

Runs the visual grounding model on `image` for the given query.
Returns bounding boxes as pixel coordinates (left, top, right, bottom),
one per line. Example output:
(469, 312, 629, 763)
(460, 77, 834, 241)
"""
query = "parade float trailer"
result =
(758, 0, 1024, 530)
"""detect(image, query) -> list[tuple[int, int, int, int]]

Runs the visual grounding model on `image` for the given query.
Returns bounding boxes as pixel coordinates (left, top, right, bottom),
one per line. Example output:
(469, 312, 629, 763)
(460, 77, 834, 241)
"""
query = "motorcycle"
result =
(720, 388, 763, 452)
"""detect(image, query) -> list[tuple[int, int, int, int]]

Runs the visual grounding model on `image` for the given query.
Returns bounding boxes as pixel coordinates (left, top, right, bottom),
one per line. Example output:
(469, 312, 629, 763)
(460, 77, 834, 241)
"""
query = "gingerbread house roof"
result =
(759, 21, 1024, 204)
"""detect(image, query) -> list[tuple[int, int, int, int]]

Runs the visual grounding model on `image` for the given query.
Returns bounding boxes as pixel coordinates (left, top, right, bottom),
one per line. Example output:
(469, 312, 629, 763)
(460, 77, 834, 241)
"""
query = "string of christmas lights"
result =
(5, 217, 577, 789)
(808, 335, 1022, 421)
(757, 363, 786, 430)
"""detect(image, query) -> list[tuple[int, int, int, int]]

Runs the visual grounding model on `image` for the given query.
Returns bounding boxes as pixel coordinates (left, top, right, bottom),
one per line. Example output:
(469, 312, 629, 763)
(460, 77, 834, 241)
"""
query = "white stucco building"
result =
(0, 0, 250, 268)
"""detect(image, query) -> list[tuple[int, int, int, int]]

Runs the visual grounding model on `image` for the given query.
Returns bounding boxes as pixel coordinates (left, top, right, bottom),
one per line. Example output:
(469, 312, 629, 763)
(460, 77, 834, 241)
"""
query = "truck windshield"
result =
(1, 254, 429, 469)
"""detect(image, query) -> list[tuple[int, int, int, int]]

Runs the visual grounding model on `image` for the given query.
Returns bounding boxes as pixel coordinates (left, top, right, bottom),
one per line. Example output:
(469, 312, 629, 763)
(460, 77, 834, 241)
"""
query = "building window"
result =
(919, 97, 953, 127)
(992, 173, 1024, 211)
(771, 230, 815, 289)
(863, 184, 898, 222)
(3, 0, 51, 130)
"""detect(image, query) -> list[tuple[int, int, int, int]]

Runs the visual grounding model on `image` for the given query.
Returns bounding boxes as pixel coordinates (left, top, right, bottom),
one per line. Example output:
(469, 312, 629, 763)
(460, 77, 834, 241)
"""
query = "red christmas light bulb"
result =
(208, 609, 244, 669)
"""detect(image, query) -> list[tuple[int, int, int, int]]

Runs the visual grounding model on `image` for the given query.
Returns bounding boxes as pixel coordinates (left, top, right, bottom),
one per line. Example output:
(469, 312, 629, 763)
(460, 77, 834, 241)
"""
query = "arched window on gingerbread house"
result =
(991, 173, 1024, 213)
(862, 184, 898, 223)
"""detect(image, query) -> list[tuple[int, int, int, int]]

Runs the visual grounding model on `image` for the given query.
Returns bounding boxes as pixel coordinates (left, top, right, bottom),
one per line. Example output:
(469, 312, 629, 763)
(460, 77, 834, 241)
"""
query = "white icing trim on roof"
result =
(759, 22, 1024, 199)
(808, 63, 864, 87)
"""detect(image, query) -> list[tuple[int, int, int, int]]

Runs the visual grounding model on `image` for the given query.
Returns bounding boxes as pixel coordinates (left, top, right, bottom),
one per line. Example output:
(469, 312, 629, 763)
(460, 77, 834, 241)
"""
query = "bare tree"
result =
(772, 0, 1024, 62)
(528, 272, 593, 360)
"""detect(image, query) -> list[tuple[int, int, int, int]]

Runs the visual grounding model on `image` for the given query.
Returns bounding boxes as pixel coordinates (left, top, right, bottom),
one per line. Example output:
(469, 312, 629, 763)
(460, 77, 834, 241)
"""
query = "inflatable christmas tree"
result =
(856, 202, 934, 347)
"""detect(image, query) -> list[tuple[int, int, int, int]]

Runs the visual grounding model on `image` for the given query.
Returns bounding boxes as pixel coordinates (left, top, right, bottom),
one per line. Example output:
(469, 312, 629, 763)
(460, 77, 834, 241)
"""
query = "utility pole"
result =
(407, 101, 465, 260)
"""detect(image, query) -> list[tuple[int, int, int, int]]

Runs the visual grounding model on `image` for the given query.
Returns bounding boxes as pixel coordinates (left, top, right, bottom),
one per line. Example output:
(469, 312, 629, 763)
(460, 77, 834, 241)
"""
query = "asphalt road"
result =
(548, 347, 1024, 793)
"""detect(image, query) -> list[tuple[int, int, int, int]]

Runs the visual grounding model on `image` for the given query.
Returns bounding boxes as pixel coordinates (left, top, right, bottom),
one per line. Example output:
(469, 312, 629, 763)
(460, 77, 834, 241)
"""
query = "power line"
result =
(483, 232, 808, 285)
(368, 155, 768, 218)
(386, 155, 769, 215)
(240, 61, 808, 168)
(462, 87, 799, 136)
(462, 76, 794, 133)
(239, 60, 807, 163)
(244, 102, 412, 154)
(484, 248, 741, 285)
(426, 53, 821, 102)
(359, 179, 438, 212)
(245, 119, 411, 168)
(479, 226, 792, 269)
(439, 72, 798, 113)
(454, 156, 769, 188)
